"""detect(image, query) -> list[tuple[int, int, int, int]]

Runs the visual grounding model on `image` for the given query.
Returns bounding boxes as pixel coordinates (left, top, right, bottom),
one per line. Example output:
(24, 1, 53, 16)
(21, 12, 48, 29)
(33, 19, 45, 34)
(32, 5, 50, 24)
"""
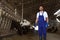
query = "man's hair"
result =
(39, 5, 44, 8)
(39, 5, 45, 11)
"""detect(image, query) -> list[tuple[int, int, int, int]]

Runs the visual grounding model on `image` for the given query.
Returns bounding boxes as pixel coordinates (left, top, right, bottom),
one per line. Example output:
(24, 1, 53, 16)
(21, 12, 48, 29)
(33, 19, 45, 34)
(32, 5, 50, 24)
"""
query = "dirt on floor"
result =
(1, 32, 60, 40)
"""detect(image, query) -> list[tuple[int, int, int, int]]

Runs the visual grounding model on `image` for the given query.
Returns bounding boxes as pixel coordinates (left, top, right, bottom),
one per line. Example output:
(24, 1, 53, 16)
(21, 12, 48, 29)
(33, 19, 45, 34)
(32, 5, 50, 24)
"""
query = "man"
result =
(35, 6, 48, 40)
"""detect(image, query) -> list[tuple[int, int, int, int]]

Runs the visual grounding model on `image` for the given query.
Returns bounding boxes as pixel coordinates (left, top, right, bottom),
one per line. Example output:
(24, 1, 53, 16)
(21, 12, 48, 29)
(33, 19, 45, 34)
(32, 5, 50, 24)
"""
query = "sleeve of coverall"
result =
(36, 12, 39, 18)
(44, 11, 48, 18)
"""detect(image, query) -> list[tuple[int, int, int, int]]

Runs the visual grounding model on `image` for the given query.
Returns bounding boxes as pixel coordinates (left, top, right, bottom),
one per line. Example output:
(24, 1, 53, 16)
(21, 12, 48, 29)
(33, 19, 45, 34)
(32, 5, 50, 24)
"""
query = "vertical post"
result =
(22, 0, 23, 20)
(0, 2, 2, 36)
(0, 2, 2, 17)
(15, 9, 17, 15)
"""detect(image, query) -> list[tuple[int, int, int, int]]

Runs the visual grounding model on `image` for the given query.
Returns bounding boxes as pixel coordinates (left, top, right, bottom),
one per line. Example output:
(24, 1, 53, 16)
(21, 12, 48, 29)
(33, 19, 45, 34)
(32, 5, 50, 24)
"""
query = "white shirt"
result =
(36, 11, 48, 21)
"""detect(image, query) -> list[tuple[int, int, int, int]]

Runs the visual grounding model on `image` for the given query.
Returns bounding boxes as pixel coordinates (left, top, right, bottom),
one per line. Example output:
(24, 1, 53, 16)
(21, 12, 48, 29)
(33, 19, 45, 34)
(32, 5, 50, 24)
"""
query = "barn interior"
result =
(0, 0, 60, 40)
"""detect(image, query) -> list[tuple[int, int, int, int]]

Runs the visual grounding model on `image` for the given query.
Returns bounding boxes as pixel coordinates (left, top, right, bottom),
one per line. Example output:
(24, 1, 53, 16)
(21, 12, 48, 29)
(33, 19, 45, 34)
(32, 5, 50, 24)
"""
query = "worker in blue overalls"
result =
(35, 6, 48, 40)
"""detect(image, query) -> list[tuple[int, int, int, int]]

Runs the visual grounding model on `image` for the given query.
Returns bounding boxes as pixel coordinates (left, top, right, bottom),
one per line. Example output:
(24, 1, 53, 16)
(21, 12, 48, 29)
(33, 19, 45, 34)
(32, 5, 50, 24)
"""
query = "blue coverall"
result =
(38, 13, 47, 40)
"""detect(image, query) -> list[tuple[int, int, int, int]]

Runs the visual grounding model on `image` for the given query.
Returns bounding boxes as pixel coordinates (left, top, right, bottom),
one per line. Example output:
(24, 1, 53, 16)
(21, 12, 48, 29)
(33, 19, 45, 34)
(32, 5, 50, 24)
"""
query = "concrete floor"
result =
(2, 33, 60, 40)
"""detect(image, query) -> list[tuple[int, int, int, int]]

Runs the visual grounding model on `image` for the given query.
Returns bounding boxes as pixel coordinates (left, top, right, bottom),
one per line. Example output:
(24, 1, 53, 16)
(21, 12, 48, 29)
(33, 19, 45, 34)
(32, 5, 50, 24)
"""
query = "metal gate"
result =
(0, 0, 20, 37)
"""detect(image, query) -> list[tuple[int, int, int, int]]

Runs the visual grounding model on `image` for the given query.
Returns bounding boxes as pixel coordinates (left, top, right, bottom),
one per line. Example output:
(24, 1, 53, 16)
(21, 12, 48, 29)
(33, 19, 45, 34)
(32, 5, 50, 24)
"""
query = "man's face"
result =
(39, 6, 44, 11)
